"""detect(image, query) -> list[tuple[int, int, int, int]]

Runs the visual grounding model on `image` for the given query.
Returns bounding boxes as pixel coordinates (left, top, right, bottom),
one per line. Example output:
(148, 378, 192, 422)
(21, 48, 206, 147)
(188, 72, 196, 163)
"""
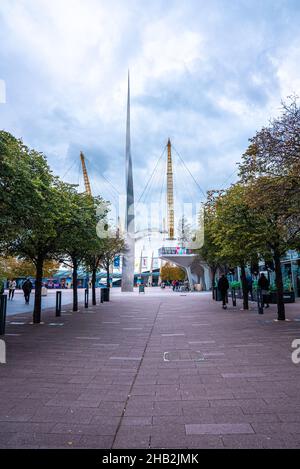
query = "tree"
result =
(0, 131, 39, 248)
(58, 192, 104, 312)
(239, 98, 300, 320)
(0, 131, 118, 319)
(83, 247, 103, 306)
(83, 211, 109, 305)
(0, 257, 59, 279)
(0, 132, 70, 323)
(84, 208, 124, 300)
(242, 176, 299, 319)
(11, 180, 81, 323)
(240, 97, 300, 180)
(98, 233, 124, 288)
(211, 184, 264, 310)
(199, 191, 227, 294)
(160, 262, 185, 282)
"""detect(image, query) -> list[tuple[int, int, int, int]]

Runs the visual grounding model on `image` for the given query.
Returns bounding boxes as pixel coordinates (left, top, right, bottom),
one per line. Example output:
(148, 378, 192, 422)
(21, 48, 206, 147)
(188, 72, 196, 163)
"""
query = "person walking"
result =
(258, 273, 270, 308)
(218, 274, 229, 309)
(8, 279, 16, 300)
(22, 278, 33, 304)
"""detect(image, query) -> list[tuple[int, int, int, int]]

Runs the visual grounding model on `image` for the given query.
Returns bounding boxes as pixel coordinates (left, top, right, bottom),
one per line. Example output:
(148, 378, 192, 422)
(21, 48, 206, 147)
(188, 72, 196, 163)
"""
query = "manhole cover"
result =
(163, 350, 205, 362)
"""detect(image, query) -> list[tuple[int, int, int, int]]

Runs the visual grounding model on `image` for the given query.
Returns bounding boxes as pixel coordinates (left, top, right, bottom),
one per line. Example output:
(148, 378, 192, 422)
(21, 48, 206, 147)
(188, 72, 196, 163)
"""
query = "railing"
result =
(158, 247, 195, 256)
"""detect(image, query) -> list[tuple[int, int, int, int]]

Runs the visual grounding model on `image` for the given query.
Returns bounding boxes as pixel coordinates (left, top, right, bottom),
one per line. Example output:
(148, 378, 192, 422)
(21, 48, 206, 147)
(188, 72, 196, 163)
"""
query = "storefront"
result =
(281, 251, 300, 298)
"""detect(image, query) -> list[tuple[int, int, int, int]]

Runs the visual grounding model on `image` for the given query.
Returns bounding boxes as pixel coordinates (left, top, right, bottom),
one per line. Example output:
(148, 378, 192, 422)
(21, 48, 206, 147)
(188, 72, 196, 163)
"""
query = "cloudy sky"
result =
(1, 0, 300, 219)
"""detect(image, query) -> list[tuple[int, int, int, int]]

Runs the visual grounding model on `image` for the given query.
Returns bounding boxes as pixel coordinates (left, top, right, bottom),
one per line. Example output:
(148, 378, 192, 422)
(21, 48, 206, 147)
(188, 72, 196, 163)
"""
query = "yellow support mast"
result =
(166, 139, 175, 240)
(80, 151, 92, 196)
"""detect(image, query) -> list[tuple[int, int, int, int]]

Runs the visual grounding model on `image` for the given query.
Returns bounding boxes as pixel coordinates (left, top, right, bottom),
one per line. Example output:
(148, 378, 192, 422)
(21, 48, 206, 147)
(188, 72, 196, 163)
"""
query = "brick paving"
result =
(0, 290, 300, 449)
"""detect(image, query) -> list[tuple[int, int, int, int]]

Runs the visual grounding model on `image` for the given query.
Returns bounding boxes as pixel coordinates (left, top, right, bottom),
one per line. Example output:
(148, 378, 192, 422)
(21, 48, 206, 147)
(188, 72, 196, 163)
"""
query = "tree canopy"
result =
(0, 131, 114, 321)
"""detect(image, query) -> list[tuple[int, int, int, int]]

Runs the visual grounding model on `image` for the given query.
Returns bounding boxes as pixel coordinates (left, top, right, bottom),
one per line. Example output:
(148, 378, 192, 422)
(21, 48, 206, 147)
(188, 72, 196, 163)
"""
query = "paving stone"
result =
(50, 422, 119, 436)
(221, 434, 288, 449)
(186, 423, 254, 435)
(112, 428, 151, 449)
(185, 435, 224, 449)
(77, 435, 114, 449)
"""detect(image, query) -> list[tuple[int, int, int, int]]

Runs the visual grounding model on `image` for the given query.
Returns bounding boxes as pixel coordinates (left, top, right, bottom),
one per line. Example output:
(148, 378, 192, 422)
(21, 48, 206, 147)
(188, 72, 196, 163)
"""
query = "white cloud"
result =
(276, 44, 300, 98)
(1, 0, 300, 207)
(0, 79, 6, 103)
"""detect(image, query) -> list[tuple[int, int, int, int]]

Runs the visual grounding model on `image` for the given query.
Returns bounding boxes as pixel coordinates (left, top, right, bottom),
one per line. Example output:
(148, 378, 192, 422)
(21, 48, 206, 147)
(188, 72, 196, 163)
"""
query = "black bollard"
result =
(257, 288, 264, 315)
(84, 288, 89, 308)
(55, 291, 62, 317)
(232, 289, 237, 307)
(0, 294, 7, 335)
(103, 287, 110, 302)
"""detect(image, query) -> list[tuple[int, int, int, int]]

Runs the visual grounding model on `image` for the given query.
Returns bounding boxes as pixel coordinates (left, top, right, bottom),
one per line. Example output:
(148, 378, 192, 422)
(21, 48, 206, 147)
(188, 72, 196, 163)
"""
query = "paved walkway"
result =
(5, 289, 87, 316)
(0, 290, 300, 449)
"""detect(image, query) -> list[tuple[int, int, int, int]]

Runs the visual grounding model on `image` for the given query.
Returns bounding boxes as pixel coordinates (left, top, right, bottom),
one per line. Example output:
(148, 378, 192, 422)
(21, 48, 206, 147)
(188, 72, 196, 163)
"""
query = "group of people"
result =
(160, 280, 190, 291)
(172, 280, 190, 292)
(1, 278, 33, 304)
(217, 272, 270, 310)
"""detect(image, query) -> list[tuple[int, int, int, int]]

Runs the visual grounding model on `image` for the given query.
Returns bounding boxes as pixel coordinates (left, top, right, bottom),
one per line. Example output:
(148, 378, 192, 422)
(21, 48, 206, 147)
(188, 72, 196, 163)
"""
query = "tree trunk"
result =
(92, 268, 97, 306)
(33, 255, 44, 324)
(240, 264, 249, 310)
(274, 248, 285, 321)
(106, 262, 110, 288)
(72, 257, 78, 312)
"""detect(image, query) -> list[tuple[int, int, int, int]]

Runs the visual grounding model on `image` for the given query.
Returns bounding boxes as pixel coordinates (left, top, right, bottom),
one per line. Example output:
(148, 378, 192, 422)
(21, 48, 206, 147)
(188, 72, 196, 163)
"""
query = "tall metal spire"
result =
(121, 71, 135, 292)
(80, 152, 92, 196)
(166, 139, 175, 240)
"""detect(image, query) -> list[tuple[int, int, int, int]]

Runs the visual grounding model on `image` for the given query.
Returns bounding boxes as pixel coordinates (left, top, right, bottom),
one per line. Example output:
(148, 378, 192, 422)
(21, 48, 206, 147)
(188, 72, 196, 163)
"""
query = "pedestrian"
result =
(258, 273, 270, 308)
(8, 279, 16, 300)
(218, 274, 229, 309)
(22, 278, 33, 304)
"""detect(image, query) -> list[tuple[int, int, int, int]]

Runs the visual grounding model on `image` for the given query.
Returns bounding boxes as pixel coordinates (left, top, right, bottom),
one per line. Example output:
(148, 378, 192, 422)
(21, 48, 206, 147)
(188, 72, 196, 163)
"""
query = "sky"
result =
(1, 0, 300, 229)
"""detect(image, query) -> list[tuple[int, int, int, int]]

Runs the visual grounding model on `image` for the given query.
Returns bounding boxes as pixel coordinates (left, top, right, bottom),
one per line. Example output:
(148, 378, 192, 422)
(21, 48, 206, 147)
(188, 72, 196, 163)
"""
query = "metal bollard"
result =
(257, 288, 264, 315)
(84, 288, 89, 308)
(103, 287, 110, 302)
(55, 291, 62, 317)
(100, 288, 104, 303)
(232, 289, 236, 307)
(0, 294, 7, 335)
